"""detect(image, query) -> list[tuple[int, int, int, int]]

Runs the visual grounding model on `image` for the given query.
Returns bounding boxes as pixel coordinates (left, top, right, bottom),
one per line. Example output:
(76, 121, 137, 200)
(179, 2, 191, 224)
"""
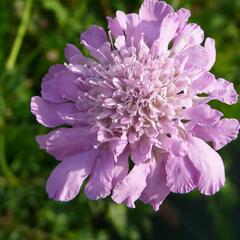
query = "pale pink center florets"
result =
(75, 40, 190, 146)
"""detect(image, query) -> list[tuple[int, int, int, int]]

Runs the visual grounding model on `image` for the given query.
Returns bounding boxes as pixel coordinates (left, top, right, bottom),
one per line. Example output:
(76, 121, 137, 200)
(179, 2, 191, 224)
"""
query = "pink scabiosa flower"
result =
(31, 0, 239, 210)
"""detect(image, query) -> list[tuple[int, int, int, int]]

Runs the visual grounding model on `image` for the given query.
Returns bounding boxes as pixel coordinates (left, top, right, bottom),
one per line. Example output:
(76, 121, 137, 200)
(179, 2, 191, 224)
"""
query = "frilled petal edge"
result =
(187, 137, 225, 195)
(46, 149, 97, 201)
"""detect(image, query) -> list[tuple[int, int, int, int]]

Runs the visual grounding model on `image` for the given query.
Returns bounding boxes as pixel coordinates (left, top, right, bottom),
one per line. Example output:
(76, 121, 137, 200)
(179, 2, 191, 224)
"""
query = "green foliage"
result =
(0, 0, 239, 239)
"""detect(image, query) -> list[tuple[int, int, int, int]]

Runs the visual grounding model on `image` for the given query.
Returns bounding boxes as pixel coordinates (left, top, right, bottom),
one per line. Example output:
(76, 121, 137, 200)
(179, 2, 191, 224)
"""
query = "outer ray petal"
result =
(140, 154, 170, 211)
(176, 8, 191, 31)
(154, 13, 179, 53)
(80, 25, 111, 62)
(139, 0, 174, 45)
(190, 72, 215, 93)
(208, 78, 238, 105)
(64, 43, 93, 65)
(187, 137, 225, 195)
(31, 96, 77, 127)
(139, 0, 173, 22)
(172, 23, 204, 53)
(183, 104, 223, 125)
(112, 149, 129, 186)
(42, 64, 66, 82)
(84, 149, 115, 200)
(112, 163, 150, 208)
(204, 38, 216, 71)
(180, 45, 209, 70)
(80, 25, 109, 49)
(131, 136, 152, 164)
(36, 128, 97, 160)
(46, 149, 97, 201)
(41, 70, 79, 103)
(191, 118, 240, 150)
(166, 154, 199, 193)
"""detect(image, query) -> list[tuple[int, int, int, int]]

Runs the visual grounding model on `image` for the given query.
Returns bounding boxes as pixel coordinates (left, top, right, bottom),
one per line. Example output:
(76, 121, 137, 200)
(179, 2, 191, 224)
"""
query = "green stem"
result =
(0, 91, 18, 185)
(0, 133, 19, 185)
(5, 0, 33, 71)
(0, 134, 9, 177)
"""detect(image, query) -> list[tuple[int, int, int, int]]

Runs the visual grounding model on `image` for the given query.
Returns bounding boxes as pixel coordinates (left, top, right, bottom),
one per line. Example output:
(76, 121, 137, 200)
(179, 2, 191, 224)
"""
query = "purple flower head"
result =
(31, 0, 239, 210)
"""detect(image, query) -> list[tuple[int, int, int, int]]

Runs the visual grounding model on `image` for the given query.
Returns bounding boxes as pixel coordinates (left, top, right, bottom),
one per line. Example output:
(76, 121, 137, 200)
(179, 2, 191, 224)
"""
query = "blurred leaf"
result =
(42, 0, 69, 26)
(107, 203, 127, 238)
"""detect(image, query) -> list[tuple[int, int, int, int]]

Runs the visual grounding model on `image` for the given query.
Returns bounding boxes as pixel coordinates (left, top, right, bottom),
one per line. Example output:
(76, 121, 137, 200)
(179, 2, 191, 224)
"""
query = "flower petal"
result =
(183, 104, 223, 125)
(31, 96, 77, 127)
(42, 64, 66, 82)
(187, 137, 225, 195)
(125, 13, 142, 47)
(166, 154, 199, 193)
(176, 8, 191, 32)
(154, 13, 179, 53)
(107, 10, 128, 39)
(190, 72, 215, 93)
(204, 38, 216, 71)
(172, 23, 204, 53)
(191, 118, 240, 150)
(180, 45, 209, 70)
(80, 25, 111, 62)
(139, 0, 173, 22)
(131, 136, 152, 164)
(140, 154, 170, 211)
(112, 149, 129, 186)
(64, 43, 93, 65)
(107, 17, 123, 38)
(109, 137, 128, 157)
(41, 70, 79, 103)
(80, 25, 108, 49)
(36, 128, 97, 160)
(84, 149, 115, 200)
(46, 149, 97, 201)
(116, 11, 127, 29)
(161, 137, 188, 157)
(112, 163, 150, 208)
(139, 0, 173, 45)
(208, 78, 238, 105)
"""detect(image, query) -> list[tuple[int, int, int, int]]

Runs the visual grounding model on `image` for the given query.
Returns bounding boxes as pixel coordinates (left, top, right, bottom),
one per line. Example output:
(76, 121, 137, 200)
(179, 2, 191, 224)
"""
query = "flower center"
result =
(78, 44, 189, 143)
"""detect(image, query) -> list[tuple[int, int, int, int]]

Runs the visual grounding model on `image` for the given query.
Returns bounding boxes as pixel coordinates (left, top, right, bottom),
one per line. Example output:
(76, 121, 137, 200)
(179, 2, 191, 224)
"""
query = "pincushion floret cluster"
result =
(31, 0, 239, 210)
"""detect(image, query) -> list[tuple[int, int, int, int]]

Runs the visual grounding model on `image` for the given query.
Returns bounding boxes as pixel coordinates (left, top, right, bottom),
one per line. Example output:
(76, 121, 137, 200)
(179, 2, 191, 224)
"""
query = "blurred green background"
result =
(0, 0, 240, 239)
